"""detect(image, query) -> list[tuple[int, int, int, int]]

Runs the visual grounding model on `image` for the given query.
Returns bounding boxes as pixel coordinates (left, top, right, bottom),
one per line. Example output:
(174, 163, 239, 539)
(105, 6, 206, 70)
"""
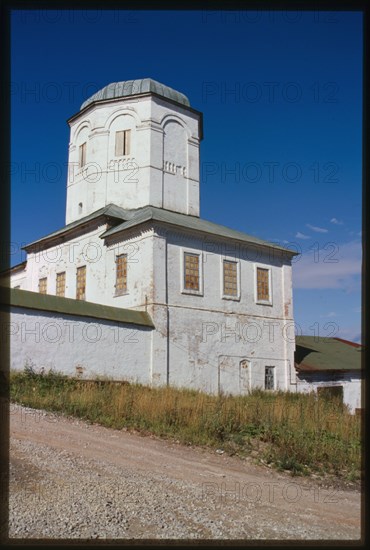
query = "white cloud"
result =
(295, 232, 310, 240)
(320, 311, 338, 318)
(293, 240, 362, 290)
(330, 218, 344, 225)
(306, 223, 328, 233)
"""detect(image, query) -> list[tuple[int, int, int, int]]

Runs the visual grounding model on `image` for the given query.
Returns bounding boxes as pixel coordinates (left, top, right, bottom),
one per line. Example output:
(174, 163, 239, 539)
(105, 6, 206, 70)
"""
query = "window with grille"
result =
(79, 142, 86, 168)
(115, 254, 127, 295)
(265, 366, 274, 390)
(115, 130, 131, 156)
(56, 272, 66, 297)
(76, 266, 86, 300)
(223, 260, 238, 297)
(38, 277, 47, 294)
(184, 252, 200, 291)
(257, 267, 270, 301)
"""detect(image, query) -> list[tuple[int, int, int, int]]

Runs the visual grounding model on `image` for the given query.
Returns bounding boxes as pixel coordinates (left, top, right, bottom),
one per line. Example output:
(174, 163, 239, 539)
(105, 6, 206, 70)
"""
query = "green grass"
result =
(10, 368, 362, 481)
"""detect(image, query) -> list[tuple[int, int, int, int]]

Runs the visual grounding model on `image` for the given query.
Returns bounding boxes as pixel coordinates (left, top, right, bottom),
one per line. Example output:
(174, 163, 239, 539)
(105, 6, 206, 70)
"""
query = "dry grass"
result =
(10, 369, 361, 480)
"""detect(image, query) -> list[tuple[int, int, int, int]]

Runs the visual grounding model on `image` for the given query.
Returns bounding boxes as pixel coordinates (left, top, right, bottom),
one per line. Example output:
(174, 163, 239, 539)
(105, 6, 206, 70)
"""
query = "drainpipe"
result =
(165, 233, 170, 386)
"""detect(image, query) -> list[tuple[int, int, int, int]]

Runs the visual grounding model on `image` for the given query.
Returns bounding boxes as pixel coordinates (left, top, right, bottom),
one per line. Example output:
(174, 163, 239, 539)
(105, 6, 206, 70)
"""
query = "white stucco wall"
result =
(8, 269, 27, 289)
(296, 371, 362, 413)
(9, 307, 152, 383)
(147, 226, 296, 393)
(15, 224, 155, 310)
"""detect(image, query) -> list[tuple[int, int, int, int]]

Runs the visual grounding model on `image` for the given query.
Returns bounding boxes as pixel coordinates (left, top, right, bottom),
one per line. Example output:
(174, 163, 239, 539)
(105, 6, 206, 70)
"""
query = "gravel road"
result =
(9, 404, 362, 541)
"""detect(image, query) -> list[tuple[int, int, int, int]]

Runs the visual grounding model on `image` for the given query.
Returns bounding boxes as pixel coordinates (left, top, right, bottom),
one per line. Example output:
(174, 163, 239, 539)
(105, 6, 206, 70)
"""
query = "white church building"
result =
(6, 78, 299, 394)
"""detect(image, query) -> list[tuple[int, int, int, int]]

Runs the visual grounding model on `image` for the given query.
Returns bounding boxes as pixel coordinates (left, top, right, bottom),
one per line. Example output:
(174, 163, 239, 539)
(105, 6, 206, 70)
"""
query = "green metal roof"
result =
(23, 204, 131, 251)
(22, 202, 298, 257)
(295, 336, 362, 372)
(5, 288, 154, 328)
(101, 205, 298, 257)
(80, 79, 190, 111)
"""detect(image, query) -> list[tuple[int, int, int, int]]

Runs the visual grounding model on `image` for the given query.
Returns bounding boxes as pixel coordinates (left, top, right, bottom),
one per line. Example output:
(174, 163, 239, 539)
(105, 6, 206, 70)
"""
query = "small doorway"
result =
(317, 385, 344, 407)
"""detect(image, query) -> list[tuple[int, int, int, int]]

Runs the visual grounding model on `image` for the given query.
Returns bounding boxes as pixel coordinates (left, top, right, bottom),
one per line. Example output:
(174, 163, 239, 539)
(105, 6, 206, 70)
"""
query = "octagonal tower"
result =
(65, 78, 203, 224)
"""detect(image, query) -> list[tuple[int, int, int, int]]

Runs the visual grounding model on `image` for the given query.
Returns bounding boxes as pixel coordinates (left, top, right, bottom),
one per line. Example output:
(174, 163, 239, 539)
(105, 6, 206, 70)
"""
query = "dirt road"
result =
(9, 405, 362, 540)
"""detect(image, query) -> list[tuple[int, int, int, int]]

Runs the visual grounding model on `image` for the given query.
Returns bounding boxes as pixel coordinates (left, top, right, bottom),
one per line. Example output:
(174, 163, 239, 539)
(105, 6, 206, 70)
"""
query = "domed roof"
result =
(80, 78, 190, 110)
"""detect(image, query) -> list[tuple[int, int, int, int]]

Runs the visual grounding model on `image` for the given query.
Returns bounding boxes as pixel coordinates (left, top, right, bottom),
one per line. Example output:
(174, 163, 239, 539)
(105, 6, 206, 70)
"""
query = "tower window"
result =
(78, 202, 83, 214)
(79, 142, 86, 168)
(38, 277, 47, 295)
(115, 254, 127, 295)
(76, 266, 86, 300)
(115, 130, 131, 156)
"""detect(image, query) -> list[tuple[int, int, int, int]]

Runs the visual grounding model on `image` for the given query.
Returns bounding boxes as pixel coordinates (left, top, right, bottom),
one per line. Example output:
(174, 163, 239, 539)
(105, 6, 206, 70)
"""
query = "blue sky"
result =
(11, 9, 363, 342)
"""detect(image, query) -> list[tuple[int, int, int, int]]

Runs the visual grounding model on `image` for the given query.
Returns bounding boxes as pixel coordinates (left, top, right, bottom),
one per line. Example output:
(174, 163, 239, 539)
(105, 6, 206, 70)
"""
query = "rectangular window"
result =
(257, 267, 270, 301)
(56, 272, 66, 297)
(76, 266, 86, 301)
(184, 252, 200, 291)
(115, 130, 131, 156)
(265, 366, 274, 390)
(38, 277, 47, 294)
(223, 260, 238, 297)
(115, 254, 127, 295)
(79, 142, 86, 168)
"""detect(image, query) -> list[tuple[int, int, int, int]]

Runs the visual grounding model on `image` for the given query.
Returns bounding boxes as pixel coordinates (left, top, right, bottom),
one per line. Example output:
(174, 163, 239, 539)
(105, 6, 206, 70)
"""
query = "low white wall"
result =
(8, 307, 152, 384)
(296, 371, 362, 413)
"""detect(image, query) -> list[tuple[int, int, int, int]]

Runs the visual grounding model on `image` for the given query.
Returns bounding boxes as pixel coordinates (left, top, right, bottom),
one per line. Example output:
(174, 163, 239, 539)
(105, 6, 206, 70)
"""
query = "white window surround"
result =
(254, 264, 273, 306)
(220, 257, 241, 301)
(180, 248, 203, 296)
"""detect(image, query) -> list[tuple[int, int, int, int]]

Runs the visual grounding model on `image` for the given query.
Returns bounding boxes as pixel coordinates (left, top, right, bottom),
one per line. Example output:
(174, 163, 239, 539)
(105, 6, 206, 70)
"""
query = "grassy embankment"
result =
(10, 369, 361, 481)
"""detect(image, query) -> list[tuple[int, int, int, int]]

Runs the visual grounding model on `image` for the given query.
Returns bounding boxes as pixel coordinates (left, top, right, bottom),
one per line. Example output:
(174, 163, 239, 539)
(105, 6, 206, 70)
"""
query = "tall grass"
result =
(10, 369, 361, 480)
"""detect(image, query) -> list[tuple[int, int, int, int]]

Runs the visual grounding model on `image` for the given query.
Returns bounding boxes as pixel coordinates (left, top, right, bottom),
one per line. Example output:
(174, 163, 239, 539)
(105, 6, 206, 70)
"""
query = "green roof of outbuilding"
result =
(101, 205, 298, 256)
(5, 288, 154, 328)
(295, 336, 362, 372)
(80, 79, 190, 110)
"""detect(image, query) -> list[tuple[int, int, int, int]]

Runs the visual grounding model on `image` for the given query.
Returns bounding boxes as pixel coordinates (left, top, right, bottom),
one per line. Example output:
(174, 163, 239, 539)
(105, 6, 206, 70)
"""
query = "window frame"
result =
(264, 366, 275, 391)
(114, 253, 128, 296)
(255, 265, 273, 306)
(56, 271, 66, 298)
(221, 257, 240, 301)
(115, 130, 131, 157)
(38, 277, 47, 295)
(76, 265, 86, 301)
(181, 249, 203, 296)
(79, 142, 87, 168)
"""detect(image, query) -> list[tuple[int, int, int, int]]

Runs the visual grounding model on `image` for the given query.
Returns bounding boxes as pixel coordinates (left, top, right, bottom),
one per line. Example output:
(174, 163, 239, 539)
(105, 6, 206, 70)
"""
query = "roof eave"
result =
(68, 92, 203, 135)
(23, 213, 121, 252)
(101, 216, 298, 257)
